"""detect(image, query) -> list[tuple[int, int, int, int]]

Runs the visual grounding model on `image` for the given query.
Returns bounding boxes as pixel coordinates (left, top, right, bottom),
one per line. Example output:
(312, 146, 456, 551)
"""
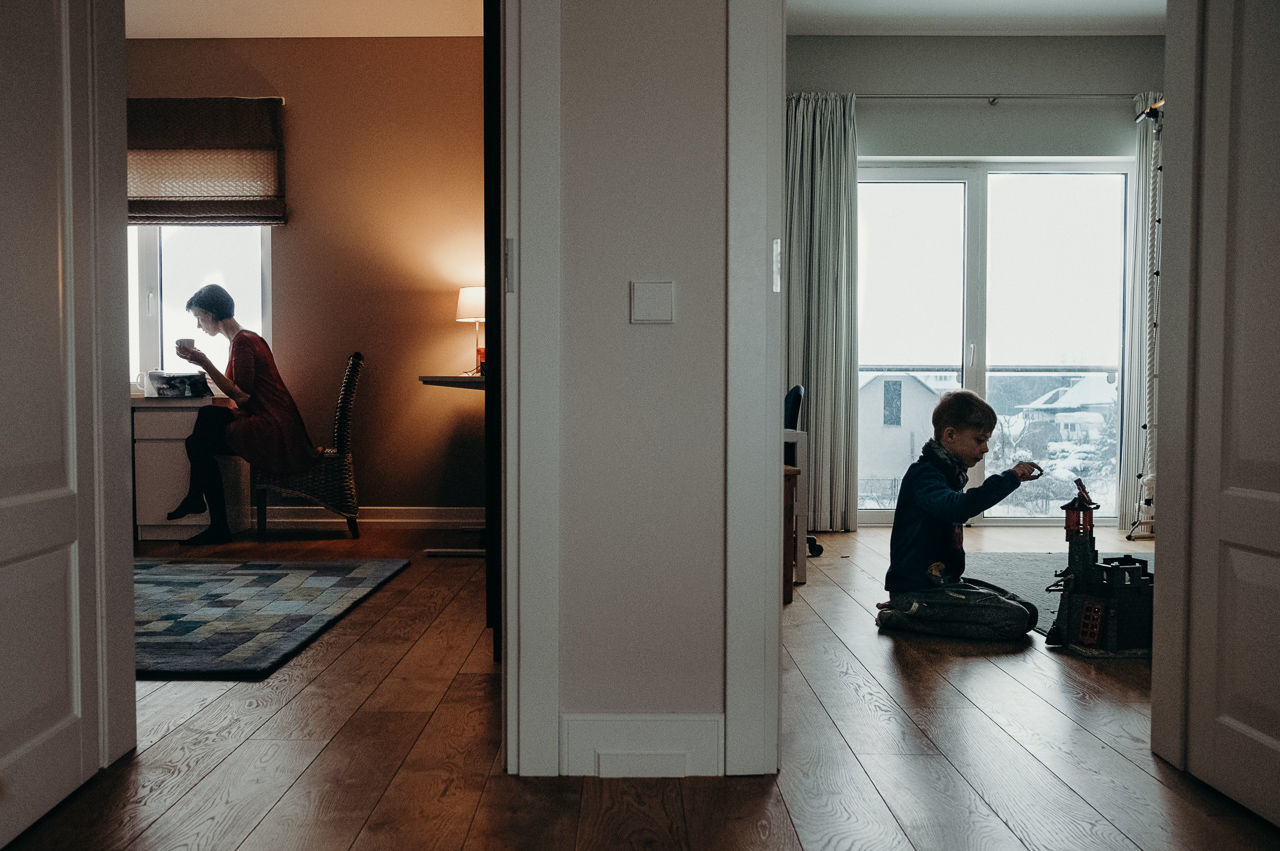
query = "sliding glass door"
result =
(984, 172, 1126, 516)
(857, 164, 1129, 521)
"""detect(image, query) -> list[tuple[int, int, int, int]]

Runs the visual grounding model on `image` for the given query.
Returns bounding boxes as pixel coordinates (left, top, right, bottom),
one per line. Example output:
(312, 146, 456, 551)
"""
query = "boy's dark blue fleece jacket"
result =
(886, 450, 1021, 593)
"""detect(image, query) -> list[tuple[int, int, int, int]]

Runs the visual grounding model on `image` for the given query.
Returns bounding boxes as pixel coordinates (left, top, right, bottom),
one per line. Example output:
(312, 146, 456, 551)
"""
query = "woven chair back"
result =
(332, 352, 363, 453)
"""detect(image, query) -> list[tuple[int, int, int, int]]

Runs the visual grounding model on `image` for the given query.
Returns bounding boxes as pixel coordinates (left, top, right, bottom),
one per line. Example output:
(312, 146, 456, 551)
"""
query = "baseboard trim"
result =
(560, 713, 724, 777)
(263, 505, 484, 530)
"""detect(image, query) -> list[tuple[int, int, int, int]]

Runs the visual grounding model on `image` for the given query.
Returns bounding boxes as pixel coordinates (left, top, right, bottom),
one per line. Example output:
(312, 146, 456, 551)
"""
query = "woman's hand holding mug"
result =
(175, 338, 206, 369)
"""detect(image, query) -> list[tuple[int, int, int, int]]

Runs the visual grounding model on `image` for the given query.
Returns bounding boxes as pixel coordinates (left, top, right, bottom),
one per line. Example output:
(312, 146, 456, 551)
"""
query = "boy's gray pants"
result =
(881, 577, 1038, 641)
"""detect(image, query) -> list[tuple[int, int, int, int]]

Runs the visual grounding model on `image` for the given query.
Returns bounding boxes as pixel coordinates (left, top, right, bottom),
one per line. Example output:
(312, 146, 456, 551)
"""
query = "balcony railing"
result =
(856, 365, 1121, 516)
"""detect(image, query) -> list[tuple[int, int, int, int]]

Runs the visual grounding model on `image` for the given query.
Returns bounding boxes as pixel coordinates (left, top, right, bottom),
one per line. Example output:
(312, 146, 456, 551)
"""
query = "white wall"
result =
(788, 36, 1164, 157)
(509, 0, 782, 778)
(559, 1, 728, 714)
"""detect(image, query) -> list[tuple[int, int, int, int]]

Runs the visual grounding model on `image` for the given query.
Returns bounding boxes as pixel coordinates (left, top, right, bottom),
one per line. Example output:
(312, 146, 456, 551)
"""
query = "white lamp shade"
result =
(456, 286, 486, 323)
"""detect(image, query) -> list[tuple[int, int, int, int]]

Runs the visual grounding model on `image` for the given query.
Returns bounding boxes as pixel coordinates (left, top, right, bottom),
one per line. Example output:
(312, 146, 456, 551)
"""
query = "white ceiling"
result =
(124, 0, 1163, 40)
(787, 0, 1166, 36)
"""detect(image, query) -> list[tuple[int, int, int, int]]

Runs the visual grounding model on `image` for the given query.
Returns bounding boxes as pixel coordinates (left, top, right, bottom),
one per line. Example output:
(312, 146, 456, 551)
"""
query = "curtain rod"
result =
(852, 93, 1135, 101)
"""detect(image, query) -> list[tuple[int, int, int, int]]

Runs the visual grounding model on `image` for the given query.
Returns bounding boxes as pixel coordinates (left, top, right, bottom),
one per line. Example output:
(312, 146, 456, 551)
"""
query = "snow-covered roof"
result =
(1018, 374, 1116, 411)
(857, 372, 939, 394)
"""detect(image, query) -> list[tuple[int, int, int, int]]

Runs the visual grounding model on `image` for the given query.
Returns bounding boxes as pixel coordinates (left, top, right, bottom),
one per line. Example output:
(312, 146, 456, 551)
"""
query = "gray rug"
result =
(964, 551, 1154, 635)
(135, 559, 408, 680)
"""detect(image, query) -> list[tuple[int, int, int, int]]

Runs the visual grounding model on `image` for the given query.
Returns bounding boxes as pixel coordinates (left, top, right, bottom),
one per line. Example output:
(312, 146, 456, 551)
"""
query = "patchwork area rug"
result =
(135, 559, 408, 680)
(964, 551, 1154, 636)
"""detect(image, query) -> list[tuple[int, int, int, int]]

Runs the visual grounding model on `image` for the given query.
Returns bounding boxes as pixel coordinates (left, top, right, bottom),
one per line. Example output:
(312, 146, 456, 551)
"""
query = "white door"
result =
(1182, 0, 1280, 826)
(0, 1, 134, 845)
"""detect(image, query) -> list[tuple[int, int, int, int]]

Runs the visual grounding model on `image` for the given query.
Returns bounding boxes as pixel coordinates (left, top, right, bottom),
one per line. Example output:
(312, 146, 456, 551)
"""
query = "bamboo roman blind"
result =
(127, 97, 286, 225)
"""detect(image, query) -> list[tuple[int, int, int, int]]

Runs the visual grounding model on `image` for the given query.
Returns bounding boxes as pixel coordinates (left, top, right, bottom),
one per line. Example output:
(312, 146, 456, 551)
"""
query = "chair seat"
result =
(252, 352, 364, 538)
(252, 449, 357, 520)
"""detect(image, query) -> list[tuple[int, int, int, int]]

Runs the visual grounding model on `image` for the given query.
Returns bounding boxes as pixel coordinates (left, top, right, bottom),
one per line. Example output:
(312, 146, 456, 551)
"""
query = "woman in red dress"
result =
(168, 284, 319, 545)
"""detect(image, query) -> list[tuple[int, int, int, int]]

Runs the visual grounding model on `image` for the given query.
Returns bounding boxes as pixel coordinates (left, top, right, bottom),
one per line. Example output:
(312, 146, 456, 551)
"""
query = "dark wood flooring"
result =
(8, 525, 1279, 849)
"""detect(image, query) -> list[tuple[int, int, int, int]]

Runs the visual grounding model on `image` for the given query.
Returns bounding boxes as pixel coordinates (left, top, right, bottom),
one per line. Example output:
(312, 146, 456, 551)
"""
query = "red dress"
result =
(224, 330, 320, 474)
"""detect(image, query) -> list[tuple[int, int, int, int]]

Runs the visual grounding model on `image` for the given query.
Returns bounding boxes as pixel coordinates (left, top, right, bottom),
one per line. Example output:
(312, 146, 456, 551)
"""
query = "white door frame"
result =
(502, 0, 563, 776)
(502, 0, 783, 775)
(1148, 0, 1200, 769)
(87, 1, 138, 773)
(725, 0, 784, 775)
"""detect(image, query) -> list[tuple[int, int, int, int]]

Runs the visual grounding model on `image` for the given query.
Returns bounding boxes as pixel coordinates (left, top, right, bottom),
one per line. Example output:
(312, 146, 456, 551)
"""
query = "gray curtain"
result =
(785, 93, 858, 531)
(1118, 92, 1163, 533)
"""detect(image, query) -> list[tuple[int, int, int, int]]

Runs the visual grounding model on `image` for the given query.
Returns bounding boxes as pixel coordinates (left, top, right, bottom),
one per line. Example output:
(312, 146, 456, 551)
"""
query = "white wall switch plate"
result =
(630, 280, 675, 324)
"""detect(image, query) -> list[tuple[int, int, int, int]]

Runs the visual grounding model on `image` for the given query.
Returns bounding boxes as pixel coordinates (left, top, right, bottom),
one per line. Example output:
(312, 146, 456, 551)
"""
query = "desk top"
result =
(419, 375, 485, 390)
(130, 394, 230, 409)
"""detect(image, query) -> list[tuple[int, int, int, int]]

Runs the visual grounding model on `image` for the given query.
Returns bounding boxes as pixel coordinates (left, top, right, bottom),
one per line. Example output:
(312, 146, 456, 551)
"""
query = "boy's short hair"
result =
(932, 390, 997, 440)
(185, 284, 235, 321)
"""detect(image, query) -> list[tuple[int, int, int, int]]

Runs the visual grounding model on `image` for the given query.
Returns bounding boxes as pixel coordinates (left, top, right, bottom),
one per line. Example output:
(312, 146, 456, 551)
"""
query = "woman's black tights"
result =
(169, 405, 234, 544)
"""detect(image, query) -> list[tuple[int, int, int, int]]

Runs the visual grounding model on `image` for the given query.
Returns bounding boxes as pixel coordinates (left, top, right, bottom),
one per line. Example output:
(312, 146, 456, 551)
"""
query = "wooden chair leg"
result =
(783, 467, 799, 605)
(347, 517, 360, 539)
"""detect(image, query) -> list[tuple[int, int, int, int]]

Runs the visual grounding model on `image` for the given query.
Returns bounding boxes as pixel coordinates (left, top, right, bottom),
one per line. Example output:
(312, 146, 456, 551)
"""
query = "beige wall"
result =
(558, 0, 728, 714)
(127, 37, 484, 508)
(789, 36, 1164, 157)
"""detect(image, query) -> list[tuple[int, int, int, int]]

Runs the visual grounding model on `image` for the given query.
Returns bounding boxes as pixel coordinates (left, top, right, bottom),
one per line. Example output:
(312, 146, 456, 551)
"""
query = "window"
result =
(883, 380, 902, 426)
(857, 178, 964, 511)
(983, 172, 1125, 518)
(129, 226, 269, 385)
(857, 163, 1130, 519)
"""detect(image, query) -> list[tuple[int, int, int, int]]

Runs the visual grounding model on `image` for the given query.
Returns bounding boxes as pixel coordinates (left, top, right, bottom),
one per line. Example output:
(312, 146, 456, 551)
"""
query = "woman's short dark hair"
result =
(185, 284, 235, 321)
(932, 390, 997, 440)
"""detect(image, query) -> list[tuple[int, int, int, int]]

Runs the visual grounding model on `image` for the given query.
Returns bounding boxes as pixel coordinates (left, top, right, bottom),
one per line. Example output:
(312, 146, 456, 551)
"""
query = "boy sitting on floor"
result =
(876, 390, 1044, 641)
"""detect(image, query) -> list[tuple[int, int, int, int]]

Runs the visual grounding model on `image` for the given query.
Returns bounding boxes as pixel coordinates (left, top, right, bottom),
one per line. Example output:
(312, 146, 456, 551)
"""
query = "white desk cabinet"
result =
(132, 397, 249, 540)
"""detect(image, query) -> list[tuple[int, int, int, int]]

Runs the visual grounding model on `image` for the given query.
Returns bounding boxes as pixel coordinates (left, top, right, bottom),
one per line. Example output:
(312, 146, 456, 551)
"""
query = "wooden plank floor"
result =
(10, 525, 1280, 849)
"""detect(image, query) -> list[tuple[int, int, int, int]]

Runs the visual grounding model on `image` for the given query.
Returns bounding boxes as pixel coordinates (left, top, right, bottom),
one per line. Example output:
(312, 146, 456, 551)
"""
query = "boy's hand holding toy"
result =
(1010, 461, 1044, 482)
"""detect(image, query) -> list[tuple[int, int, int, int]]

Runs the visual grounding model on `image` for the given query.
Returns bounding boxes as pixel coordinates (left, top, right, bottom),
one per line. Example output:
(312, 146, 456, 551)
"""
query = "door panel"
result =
(1, 3, 69, 504)
(0, 493, 78, 565)
(0, 551, 77, 757)
(1214, 546, 1280, 739)
(0, 0, 93, 837)
(1186, 0, 1280, 826)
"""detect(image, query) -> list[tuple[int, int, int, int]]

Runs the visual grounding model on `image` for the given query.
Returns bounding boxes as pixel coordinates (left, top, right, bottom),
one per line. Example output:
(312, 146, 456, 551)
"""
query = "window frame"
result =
(855, 158, 1137, 527)
(129, 225, 272, 391)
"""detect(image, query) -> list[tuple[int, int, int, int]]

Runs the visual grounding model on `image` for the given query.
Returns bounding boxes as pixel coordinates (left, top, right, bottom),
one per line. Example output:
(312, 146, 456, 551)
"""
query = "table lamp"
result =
(456, 286, 486, 373)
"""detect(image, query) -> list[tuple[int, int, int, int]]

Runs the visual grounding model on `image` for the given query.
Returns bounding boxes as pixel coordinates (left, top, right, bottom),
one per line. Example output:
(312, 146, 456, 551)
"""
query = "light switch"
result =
(630, 280, 675, 324)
